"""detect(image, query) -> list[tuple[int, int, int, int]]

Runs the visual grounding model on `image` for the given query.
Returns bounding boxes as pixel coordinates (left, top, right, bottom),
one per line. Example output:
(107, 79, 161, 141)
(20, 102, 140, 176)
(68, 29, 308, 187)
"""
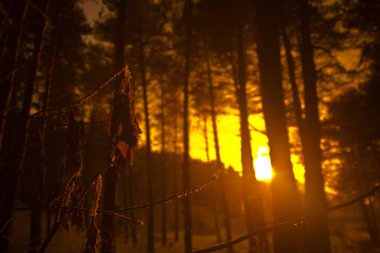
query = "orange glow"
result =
(254, 147, 273, 182)
(189, 112, 306, 185)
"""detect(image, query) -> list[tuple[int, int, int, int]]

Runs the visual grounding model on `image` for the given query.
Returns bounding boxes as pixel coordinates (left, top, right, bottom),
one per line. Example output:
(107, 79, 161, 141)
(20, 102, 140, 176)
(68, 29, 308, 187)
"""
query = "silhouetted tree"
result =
(101, 1, 126, 253)
(255, 1, 302, 253)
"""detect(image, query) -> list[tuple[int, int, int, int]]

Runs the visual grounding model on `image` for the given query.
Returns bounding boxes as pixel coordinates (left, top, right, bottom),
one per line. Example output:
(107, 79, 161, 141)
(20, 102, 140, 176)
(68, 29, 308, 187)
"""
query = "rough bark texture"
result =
(255, 1, 302, 253)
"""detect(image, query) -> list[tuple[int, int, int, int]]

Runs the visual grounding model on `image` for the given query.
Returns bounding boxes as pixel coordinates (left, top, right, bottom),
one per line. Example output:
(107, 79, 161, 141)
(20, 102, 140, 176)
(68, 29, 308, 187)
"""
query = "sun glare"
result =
(254, 147, 273, 182)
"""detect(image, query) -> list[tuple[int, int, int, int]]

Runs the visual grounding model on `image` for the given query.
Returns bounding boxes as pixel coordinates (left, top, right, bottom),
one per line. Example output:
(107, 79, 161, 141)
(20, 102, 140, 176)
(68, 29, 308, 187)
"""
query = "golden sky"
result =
(189, 113, 305, 183)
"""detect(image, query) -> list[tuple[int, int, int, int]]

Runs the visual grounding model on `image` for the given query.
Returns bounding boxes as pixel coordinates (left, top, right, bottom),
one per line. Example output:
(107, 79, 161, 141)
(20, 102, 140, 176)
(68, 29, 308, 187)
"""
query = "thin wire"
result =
(192, 184, 380, 253)
(29, 66, 126, 119)
(7, 205, 143, 225)
(116, 170, 221, 212)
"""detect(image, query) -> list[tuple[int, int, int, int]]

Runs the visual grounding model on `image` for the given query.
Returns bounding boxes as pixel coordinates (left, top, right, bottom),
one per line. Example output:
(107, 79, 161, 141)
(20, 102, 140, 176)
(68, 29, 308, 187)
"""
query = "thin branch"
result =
(192, 184, 380, 253)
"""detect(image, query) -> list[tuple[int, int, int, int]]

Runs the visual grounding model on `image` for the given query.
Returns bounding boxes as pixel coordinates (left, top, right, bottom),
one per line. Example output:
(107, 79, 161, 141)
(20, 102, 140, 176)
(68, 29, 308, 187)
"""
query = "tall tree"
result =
(255, 1, 302, 253)
(0, 1, 48, 251)
(0, 1, 29, 144)
(160, 78, 167, 246)
(182, 0, 193, 252)
(296, 0, 331, 252)
(101, 1, 126, 252)
(206, 52, 233, 252)
(139, 18, 155, 253)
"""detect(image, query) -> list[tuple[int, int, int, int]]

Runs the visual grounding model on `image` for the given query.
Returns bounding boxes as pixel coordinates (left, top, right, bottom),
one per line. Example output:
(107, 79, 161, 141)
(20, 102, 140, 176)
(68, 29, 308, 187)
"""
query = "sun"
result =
(254, 147, 273, 182)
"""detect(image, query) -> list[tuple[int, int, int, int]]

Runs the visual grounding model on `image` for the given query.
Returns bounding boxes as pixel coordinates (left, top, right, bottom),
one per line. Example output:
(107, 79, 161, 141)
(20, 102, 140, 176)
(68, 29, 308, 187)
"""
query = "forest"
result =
(0, 0, 380, 252)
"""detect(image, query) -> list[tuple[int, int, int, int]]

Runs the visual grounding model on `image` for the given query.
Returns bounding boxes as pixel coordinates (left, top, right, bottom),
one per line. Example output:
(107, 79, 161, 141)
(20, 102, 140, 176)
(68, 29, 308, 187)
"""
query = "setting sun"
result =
(254, 147, 273, 181)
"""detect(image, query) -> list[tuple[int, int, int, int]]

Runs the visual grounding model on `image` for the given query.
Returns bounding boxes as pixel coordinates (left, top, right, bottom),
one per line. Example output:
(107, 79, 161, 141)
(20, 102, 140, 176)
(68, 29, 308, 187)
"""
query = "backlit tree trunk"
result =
(206, 53, 232, 252)
(138, 28, 155, 253)
(101, 1, 126, 252)
(202, 115, 221, 244)
(182, 0, 193, 252)
(297, 0, 331, 252)
(255, 1, 302, 253)
(160, 79, 167, 247)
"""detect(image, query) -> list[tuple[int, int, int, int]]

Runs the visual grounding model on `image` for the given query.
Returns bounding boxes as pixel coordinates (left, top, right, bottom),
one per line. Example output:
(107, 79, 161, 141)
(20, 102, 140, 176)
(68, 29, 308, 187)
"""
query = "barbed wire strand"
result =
(8, 205, 143, 225)
(117, 170, 221, 212)
(29, 66, 126, 119)
(192, 184, 380, 253)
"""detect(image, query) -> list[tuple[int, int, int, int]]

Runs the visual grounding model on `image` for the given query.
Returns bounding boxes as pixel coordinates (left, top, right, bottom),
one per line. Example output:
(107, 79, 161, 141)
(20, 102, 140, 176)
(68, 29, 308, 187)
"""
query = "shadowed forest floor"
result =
(7, 210, 380, 253)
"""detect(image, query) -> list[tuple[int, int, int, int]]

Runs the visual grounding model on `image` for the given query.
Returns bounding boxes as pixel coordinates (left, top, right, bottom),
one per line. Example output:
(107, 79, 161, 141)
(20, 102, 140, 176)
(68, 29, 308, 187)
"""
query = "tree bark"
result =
(0, 1, 29, 144)
(206, 53, 232, 252)
(101, 1, 126, 252)
(296, 0, 331, 252)
(138, 28, 155, 253)
(160, 79, 167, 247)
(202, 115, 221, 244)
(0, 1, 48, 250)
(173, 112, 179, 242)
(255, 1, 302, 253)
(182, 0, 193, 252)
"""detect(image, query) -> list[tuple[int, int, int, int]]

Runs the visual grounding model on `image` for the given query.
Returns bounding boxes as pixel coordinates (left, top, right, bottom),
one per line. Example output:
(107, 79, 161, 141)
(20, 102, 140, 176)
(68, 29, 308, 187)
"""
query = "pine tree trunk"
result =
(296, 0, 331, 252)
(138, 29, 155, 253)
(234, 21, 266, 253)
(101, 163, 118, 253)
(0, 1, 48, 250)
(255, 1, 302, 253)
(122, 169, 129, 243)
(0, 1, 29, 144)
(281, 26, 306, 149)
(173, 113, 179, 242)
(182, 1, 193, 252)
(206, 53, 232, 252)
(202, 115, 221, 244)
(127, 167, 138, 246)
(101, 1, 126, 252)
(160, 81, 167, 247)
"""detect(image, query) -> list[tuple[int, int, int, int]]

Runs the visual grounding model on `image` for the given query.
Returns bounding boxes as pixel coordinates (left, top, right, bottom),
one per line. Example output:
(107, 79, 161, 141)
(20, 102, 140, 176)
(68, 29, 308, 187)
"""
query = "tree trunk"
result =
(173, 112, 179, 242)
(0, 1, 48, 250)
(255, 1, 302, 253)
(0, 1, 29, 144)
(233, 21, 266, 253)
(297, 0, 331, 252)
(101, 1, 126, 252)
(206, 53, 232, 252)
(202, 115, 221, 244)
(182, 0, 193, 252)
(160, 80, 167, 247)
(138, 28, 155, 253)
(128, 166, 138, 246)
(122, 169, 129, 243)
(101, 163, 118, 253)
(281, 25, 306, 150)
